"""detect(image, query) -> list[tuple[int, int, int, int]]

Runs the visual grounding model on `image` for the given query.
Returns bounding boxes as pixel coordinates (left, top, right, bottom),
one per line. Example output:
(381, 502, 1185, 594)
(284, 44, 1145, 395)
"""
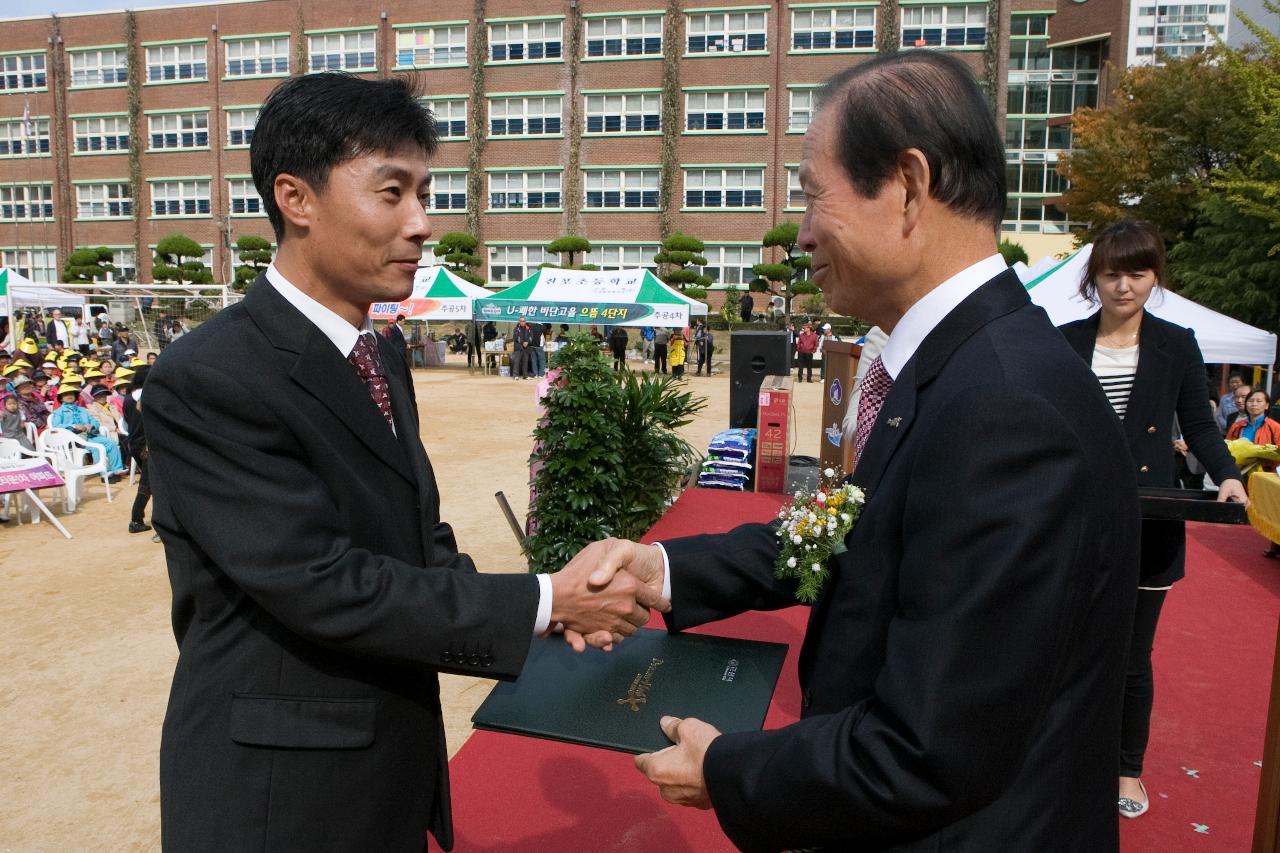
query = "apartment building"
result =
(0, 0, 1171, 287)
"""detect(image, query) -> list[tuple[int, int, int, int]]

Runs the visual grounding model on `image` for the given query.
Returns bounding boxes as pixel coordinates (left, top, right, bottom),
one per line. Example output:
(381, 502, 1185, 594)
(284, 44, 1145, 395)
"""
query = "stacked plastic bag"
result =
(698, 428, 756, 491)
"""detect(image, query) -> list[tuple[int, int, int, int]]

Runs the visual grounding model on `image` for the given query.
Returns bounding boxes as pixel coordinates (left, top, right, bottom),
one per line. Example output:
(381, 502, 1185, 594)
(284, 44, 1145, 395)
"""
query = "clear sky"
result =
(5, 0, 206, 18)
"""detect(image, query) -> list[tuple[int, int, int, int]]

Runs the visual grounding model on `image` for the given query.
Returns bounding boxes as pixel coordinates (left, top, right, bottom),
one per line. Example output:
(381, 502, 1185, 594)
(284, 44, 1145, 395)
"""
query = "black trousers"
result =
(130, 449, 151, 524)
(654, 343, 668, 374)
(1120, 588, 1168, 777)
(697, 344, 713, 374)
(797, 353, 815, 382)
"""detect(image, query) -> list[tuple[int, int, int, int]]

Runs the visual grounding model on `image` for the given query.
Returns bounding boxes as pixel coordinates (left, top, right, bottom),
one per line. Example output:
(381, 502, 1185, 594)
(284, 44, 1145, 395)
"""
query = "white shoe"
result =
(1118, 780, 1149, 819)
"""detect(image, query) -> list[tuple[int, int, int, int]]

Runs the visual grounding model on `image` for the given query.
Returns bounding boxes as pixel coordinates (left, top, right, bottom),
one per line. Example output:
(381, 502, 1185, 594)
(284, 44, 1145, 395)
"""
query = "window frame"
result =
(143, 40, 209, 85)
(0, 51, 48, 93)
(148, 177, 214, 219)
(789, 5, 877, 53)
(486, 169, 563, 212)
(225, 106, 260, 149)
(684, 8, 769, 57)
(683, 86, 768, 134)
(394, 22, 469, 69)
(487, 244, 554, 284)
(583, 90, 662, 136)
(0, 247, 58, 283)
(486, 17, 565, 65)
(681, 165, 767, 211)
(227, 176, 266, 217)
(0, 117, 51, 158)
(423, 96, 469, 140)
(146, 109, 211, 152)
(698, 243, 764, 287)
(428, 170, 469, 212)
(0, 183, 55, 222)
(306, 28, 378, 73)
(71, 113, 131, 156)
(583, 13, 664, 60)
(74, 180, 134, 220)
(584, 243, 662, 270)
(68, 45, 128, 89)
(221, 34, 291, 80)
(582, 167, 661, 211)
(899, 2, 989, 50)
(487, 93, 564, 139)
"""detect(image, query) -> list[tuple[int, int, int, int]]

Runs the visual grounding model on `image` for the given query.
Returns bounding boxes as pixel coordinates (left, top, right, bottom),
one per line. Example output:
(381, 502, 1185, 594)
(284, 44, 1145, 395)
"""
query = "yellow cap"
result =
(83, 369, 105, 379)
(2, 364, 19, 376)
(114, 366, 135, 378)
(129, 357, 147, 367)
(81, 359, 99, 369)
(18, 339, 38, 355)
(11, 358, 32, 369)
(60, 372, 83, 384)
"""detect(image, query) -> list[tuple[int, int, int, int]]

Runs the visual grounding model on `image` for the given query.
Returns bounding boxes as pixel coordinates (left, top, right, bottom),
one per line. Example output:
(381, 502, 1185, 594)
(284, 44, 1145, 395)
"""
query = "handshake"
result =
(546, 538, 670, 652)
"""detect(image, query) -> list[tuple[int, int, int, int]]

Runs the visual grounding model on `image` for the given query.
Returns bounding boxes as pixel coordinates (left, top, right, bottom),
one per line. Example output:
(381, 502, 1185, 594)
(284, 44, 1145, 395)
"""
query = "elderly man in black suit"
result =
(145, 73, 663, 853)
(569, 51, 1139, 852)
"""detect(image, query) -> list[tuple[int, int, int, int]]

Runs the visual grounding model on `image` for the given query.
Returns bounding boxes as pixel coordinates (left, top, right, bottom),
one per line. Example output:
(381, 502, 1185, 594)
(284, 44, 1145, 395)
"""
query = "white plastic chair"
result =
(0, 438, 60, 523)
(24, 421, 38, 447)
(37, 428, 112, 512)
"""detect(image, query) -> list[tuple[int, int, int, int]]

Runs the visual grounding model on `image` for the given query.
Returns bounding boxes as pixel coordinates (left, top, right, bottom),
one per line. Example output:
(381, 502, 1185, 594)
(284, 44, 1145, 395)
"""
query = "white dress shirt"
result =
(658, 253, 1010, 601)
(265, 263, 554, 634)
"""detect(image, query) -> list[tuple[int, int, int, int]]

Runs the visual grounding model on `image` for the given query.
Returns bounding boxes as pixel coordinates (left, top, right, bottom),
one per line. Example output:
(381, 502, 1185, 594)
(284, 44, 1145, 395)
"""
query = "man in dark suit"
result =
(569, 51, 1139, 852)
(145, 73, 662, 853)
(382, 312, 409, 367)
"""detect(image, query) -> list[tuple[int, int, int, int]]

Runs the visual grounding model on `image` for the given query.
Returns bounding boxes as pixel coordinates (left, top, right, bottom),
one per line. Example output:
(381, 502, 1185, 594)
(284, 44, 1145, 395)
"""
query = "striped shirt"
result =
(1091, 344, 1139, 419)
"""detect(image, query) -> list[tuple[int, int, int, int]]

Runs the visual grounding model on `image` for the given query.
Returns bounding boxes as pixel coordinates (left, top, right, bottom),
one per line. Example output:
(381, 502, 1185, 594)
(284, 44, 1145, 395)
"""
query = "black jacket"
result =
(146, 275, 539, 852)
(1059, 310, 1240, 586)
(663, 272, 1139, 852)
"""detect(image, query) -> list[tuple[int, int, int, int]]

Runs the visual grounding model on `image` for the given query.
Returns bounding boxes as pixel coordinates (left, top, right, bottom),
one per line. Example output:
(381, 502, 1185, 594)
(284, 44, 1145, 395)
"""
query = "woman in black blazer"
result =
(1058, 220, 1247, 821)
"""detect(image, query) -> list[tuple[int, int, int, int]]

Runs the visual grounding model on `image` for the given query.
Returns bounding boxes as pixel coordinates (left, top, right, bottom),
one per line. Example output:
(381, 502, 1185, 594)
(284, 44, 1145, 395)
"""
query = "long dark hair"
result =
(1080, 220, 1166, 302)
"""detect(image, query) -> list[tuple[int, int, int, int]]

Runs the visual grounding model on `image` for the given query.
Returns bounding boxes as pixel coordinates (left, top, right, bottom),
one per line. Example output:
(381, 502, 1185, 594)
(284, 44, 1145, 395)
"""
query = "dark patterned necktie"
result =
(348, 333, 394, 428)
(853, 356, 893, 461)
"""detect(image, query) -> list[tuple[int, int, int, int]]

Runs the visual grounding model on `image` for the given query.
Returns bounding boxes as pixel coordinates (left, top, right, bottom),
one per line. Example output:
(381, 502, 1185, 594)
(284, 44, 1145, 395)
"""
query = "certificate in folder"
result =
(472, 628, 788, 754)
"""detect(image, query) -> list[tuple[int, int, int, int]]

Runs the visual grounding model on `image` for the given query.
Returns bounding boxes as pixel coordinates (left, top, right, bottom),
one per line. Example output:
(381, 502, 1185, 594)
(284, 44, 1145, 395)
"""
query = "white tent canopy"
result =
(2, 268, 86, 309)
(1021, 246, 1278, 368)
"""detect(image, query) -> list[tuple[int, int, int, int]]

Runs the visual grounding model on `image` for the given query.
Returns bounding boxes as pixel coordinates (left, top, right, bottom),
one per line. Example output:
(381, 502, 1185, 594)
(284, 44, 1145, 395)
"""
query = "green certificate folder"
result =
(472, 628, 789, 754)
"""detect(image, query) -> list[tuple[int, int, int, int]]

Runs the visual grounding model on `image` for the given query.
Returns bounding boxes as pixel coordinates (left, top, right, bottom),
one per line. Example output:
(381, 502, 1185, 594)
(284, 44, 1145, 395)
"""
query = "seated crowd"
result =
(1, 330, 158, 533)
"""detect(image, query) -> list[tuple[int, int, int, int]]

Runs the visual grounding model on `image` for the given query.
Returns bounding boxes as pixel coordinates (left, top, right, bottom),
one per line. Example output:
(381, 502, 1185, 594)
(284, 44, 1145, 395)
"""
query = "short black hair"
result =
(1080, 220, 1166, 302)
(251, 73, 439, 241)
(817, 51, 1006, 230)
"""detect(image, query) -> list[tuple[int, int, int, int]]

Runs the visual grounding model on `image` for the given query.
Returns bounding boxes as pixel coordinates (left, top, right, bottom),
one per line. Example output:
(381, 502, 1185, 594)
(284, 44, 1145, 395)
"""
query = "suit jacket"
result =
(662, 271, 1139, 852)
(146, 274, 540, 852)
(1059, 311, 1240, 587)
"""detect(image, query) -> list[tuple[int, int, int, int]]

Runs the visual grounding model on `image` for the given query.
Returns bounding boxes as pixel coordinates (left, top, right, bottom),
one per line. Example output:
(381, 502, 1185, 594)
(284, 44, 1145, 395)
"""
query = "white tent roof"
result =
(1020, 246, 1277, 366)
(2, 268, 86, 308)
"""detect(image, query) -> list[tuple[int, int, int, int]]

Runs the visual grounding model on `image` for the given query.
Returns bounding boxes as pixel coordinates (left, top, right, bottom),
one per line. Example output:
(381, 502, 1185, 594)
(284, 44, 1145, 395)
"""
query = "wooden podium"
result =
(818, 341, 862, 474)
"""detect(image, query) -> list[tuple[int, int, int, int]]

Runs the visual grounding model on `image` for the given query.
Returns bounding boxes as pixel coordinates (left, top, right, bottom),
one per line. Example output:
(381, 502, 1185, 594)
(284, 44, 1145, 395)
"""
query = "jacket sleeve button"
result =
(1147, 426, 1157, 434)
(441, 652, 453, 664)
(1139, 465, 1150, 473)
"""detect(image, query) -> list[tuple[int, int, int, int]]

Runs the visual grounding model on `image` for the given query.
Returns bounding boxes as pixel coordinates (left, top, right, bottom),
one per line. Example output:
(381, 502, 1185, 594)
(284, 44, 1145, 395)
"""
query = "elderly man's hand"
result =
(555, 538, 669, 651)
(634, 716, 720, 810)
(548, 541, 670, 652)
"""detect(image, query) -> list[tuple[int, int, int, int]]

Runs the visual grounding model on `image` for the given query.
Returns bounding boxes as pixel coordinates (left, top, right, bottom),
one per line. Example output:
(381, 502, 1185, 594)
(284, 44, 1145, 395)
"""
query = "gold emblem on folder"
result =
(617, 657, 665, 712)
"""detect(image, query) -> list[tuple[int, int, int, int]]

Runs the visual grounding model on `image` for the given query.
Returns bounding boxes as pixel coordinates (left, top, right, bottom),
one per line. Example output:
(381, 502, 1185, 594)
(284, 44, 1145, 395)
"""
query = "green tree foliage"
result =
(751, 222, 816, 320)
(1061, 3, 1280, 331)
(153, 233, 213, 285)
(526, 334, 704, 573)
(61, 246, 114, 284)
(1058, 49, 1258, 243)
(654, 232, 712, 300)
(998, 239, 1029, 266)
(545, 235, 593, 269)
(233, 234, 273, 292)
(433, 232, 486, 286)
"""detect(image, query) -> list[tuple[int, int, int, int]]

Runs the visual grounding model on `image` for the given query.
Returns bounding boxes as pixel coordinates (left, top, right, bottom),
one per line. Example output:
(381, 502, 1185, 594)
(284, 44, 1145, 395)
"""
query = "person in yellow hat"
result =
(18, 338, 38, 357)
(11, 358, 32, 371)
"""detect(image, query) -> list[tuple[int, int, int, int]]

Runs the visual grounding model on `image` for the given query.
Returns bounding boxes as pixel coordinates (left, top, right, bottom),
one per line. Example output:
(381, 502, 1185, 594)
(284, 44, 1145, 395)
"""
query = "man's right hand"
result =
(549, 540, 669, 653)
(554, 538, 668, 652)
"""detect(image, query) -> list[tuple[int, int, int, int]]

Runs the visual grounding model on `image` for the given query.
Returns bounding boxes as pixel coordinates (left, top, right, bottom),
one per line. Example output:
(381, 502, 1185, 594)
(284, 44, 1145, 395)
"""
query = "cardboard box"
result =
(755, 375, 792, 493)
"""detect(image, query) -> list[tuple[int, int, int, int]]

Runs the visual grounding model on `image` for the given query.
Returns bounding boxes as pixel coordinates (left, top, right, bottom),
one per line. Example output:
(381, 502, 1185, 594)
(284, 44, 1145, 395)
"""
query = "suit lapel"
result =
(1123, 312, 1172, 440)
(1062, 311, 1102, 365)
(290, 328, 415, 485)
(240, 278, 415, 485)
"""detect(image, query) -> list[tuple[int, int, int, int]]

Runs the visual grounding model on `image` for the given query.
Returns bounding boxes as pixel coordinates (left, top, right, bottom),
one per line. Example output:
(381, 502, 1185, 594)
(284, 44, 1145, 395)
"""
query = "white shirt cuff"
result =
(533, 572, 553, 635)
(655, 542, 672, 602)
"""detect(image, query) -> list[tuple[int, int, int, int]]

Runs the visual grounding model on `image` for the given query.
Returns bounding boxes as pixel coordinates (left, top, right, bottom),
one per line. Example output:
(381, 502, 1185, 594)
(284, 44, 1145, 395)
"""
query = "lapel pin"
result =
(886, 417, 902, 428)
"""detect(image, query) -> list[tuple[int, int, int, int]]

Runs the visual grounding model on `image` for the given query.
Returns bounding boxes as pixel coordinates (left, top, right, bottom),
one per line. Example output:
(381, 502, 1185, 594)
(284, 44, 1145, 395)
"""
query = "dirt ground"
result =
(0, 354, 826, 852)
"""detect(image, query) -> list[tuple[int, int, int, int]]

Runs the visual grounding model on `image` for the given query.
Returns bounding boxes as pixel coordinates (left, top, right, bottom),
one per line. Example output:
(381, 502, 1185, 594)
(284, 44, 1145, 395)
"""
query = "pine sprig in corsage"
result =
(774, 469, 865, 603)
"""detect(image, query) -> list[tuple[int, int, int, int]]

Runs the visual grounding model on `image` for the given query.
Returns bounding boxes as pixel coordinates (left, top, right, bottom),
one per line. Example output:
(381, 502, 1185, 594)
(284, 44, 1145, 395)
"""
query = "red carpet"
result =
(440, 489, 1280, 852)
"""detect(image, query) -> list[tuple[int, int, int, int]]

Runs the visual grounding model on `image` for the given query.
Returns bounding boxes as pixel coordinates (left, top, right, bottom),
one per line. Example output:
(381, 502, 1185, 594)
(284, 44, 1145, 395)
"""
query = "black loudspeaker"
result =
(729, 331, 791, 428)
